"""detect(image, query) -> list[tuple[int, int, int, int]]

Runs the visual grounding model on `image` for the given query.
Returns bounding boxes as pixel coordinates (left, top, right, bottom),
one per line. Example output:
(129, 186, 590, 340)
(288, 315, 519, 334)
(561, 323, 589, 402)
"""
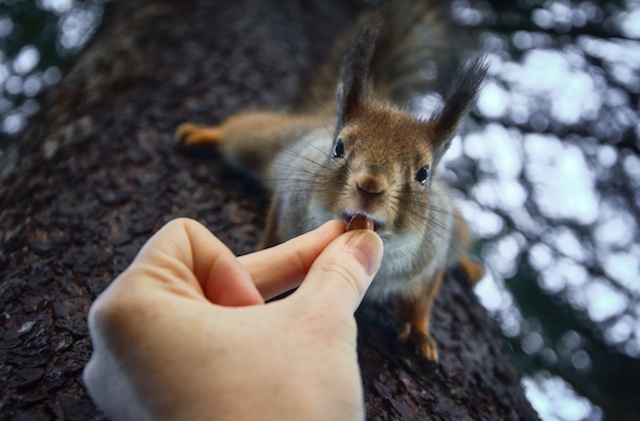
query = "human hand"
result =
(83, 218, 383, 420)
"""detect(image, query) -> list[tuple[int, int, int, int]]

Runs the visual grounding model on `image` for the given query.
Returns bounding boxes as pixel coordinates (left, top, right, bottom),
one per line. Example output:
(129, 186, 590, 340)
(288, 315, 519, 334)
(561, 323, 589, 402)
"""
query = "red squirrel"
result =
(176, 2, 486, 362)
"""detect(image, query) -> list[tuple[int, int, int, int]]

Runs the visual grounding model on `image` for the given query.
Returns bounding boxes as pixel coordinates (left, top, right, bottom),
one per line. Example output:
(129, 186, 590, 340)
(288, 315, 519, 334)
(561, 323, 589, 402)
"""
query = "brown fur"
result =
(396, 270, 444, 362)
(315, 103, 436, 236)
(178, 112, 326, 180)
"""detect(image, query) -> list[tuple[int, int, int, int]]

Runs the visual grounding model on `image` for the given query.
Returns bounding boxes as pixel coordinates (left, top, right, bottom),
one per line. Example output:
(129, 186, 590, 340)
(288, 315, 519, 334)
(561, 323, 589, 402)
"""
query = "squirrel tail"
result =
(300, 0, 482, 112)
(370, 0, 478, 106)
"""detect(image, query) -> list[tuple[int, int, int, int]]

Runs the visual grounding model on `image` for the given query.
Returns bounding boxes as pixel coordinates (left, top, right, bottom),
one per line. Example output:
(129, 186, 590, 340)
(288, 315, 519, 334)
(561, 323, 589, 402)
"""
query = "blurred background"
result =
(0, 0, 638, 420)
(0, 0, 112, 152)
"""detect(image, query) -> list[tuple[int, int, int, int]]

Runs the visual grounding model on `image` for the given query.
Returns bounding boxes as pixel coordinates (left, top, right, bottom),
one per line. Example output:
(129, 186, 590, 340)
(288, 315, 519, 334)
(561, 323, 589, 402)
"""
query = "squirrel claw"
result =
(397, 328, 410, 344)
(417, 335, 439, 363)
(398, 328, 439, 362)
(175, 122, 199, 144)
(396, 323, 411, 344)
(175, 122, 224, 147)
(415, 331, 439, 362)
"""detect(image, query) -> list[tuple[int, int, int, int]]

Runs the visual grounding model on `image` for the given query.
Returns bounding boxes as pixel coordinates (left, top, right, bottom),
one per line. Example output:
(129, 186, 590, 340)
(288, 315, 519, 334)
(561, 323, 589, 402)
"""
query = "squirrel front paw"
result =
(458, 254, 484, 285)
(397, 324, 439, 363)
(414, 330, 439, 362)
(175, 123, 225, 147)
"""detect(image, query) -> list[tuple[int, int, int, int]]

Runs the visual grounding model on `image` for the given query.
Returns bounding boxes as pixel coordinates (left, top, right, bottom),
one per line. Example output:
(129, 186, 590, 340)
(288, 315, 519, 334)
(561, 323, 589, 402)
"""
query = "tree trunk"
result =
(0, 0, 538, 419)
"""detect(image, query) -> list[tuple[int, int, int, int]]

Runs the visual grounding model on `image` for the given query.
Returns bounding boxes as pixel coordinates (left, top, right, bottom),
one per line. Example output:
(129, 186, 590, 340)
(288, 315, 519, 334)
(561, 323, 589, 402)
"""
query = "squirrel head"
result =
(324, 46, 487, 235)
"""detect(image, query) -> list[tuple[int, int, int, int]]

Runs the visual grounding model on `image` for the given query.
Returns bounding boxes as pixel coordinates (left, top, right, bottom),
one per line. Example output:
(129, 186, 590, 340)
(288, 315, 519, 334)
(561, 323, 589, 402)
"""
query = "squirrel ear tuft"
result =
(431, 56, 488, 161)
(335, 20, 381, 132)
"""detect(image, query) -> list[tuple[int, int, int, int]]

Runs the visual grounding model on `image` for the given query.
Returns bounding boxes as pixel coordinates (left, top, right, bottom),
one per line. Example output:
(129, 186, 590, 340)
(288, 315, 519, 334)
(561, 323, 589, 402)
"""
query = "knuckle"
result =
(88, 271, 144, 334)
(168, 217, 196, 230)
(291, 246, 311, 277)
(317, 258, 364, 298)
(87, 292, 123, 334)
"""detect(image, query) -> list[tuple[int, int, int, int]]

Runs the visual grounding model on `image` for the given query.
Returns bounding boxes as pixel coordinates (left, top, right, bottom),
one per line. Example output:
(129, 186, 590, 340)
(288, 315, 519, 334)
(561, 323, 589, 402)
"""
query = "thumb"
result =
(295, 230, 384, 312)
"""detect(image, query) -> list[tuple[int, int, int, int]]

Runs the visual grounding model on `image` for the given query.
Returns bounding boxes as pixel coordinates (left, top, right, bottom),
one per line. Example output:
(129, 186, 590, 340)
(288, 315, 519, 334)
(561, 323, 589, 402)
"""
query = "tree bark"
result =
(0, 0, 538, 419)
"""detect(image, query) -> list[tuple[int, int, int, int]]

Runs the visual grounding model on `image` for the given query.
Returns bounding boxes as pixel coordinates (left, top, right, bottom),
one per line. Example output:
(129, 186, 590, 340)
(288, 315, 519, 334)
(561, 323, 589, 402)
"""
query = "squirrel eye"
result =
(333, 138, 345, 158)
(415, 165, 430, 186)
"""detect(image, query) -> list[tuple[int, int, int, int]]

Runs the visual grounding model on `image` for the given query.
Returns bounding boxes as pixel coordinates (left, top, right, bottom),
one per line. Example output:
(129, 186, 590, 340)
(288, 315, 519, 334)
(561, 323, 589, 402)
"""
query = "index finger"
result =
(238, 221, 345, 300)
(132, 218, 263, 306)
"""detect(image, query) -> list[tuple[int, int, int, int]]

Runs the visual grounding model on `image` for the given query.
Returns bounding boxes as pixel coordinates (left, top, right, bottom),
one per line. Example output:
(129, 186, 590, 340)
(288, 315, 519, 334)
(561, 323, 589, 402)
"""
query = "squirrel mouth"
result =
(344, 213, 382, 232)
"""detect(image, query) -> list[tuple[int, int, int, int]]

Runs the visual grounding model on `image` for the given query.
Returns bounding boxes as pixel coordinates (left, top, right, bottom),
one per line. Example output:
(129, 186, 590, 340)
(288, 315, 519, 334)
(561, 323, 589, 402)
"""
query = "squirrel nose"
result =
(356, 173, 388, 195)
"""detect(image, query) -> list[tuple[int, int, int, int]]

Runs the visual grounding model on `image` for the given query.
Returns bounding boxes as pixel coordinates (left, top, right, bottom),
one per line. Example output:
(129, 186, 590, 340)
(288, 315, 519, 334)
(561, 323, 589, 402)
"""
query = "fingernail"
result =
(345, 230, 384, 276)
